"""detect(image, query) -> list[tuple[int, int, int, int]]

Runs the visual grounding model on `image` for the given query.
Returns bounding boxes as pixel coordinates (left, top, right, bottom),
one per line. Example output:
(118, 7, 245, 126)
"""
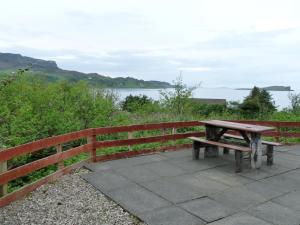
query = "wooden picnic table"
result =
(201, 120, 275, 169)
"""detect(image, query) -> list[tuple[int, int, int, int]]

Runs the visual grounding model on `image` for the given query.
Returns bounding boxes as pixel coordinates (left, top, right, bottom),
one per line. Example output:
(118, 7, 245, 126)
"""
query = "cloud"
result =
(0, 0, 300, 89)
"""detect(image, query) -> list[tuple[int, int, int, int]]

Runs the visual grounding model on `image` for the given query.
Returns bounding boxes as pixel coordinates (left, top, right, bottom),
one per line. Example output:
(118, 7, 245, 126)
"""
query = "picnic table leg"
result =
(250, 132, 262, 169)
(235, 150, 243, 172)
(266, 145, 274, 166)
(223, 147, 229, 155)
(192, 141, 201, 160)
(205, 125, 219, 157)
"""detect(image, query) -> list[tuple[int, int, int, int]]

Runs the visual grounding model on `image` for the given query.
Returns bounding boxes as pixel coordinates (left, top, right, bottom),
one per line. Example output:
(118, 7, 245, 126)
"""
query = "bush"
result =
(289, 92, 300, 114)
(159, 76, 197, 116)
(191, 103, 226, 117)
(239, 87, 276, 118)
(121, 95, 157, 112)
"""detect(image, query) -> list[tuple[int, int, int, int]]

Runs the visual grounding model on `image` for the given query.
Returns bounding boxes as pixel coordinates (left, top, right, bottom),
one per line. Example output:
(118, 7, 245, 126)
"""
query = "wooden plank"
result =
(0, 159, 7, 197)
(224, 134, 282, 146)
(262, 140, 282, 146)
(0, 128, 94, 162)
(0, 144, 91, 185)
(188, 137, 252, 152)
(202, 120, 275, 133)
(0, 159, 89, 208)
(94, 121, 203, 135)
(95, 132, 203, 149)
(227, 131, 300, 138)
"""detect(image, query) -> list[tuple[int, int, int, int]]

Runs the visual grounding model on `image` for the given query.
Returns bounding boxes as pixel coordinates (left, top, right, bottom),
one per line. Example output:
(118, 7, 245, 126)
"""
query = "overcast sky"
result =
(0, 0, 299, 88)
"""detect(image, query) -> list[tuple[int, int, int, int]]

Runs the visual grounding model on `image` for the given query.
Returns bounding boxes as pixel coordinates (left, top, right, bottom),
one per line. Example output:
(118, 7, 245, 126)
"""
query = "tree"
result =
(289, 92, 300, 113)
(121, 95, 153, 112)
(159, 76, 197, 116)
(239, 87, 276, 118)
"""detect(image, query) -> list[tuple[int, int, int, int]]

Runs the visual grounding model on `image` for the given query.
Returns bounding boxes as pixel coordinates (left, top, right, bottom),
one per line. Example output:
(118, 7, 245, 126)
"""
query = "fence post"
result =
(275, 125, 280, 142)
(0, 148, 7, 197)
(161, 128, 167, 147)
(172, 127, 177, 146)
(88, 135, 97, 162)
(56, 144, 64, 170)
(128, 131, 133, 151)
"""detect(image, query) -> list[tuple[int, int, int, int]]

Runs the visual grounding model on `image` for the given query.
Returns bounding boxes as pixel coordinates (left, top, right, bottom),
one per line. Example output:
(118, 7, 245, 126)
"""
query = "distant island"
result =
(236, 86, 293, 91)
(0, 53, 172, 88)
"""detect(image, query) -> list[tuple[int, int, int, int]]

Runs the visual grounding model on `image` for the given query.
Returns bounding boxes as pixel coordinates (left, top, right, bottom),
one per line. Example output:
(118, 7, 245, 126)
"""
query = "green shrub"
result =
(239, 87, 276, 118)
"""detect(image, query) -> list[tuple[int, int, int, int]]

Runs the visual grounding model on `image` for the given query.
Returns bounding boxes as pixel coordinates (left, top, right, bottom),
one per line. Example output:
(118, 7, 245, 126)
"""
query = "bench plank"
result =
(223, 134, 281, 146)
(188, 137, 251, 152)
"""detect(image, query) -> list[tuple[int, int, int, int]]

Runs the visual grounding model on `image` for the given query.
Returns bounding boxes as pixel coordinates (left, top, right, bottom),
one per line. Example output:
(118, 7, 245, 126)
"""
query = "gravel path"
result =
(0, 169, 145, 225)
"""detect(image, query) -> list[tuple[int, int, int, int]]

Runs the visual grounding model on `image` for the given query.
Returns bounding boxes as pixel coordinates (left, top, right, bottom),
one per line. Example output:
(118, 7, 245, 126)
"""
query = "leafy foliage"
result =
(191, 103, 226, 117)
(121, 94, 160, 113)
(239, 86, 276, 118)
(289, 92, 300, 113)
(160, 76, 197, 116)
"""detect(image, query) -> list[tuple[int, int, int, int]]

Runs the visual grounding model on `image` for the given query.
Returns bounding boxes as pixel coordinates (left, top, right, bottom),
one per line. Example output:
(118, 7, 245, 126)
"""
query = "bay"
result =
(112, 87, 300, 110)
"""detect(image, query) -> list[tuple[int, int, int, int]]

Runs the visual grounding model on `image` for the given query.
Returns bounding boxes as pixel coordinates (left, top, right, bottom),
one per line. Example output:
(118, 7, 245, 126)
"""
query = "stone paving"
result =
(82, 145, 300, 225)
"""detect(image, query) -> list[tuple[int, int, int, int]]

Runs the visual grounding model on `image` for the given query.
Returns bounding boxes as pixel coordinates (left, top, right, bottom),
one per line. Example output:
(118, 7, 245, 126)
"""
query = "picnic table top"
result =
(201, 120, 275, 133)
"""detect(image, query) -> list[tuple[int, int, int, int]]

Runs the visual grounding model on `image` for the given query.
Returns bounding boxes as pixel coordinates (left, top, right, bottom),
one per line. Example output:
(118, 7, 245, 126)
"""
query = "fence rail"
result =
(0, 120, 299, 207)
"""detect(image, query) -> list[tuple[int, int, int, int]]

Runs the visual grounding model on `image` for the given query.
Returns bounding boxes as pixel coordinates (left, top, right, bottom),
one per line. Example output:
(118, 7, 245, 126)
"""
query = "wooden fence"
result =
(0, 120, 299, 207)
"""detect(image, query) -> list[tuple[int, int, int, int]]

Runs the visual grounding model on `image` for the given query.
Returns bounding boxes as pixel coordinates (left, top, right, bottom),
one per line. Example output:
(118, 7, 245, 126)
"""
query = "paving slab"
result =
(80, 170, 133, 193)
(141, 175, 207, 204)
(85, 154, 166, 172)
(142, 174, 229, 204)
(141, 160, 187, 177)
(276, 144, 300, 154)
(248, 201, 300, 225)
(210, 186, 267, 211)
(140, 206, 205, 225)
(237, 161, 292, 181)
(167, 157, 225, 173)
(273, 190, 300, 211)
(196, 168, 253, 187)
(272, 152, 300, 169)
(114, 164, 162, 183)
(243, 180, 283, 200)
(208, 212, 273, 225)
(159, 149, 192, 159)
(260, 173, 300, 193)
(282, 168, 300, 182)
(179, 197, 233, 223)
(106, 183, 171, 215)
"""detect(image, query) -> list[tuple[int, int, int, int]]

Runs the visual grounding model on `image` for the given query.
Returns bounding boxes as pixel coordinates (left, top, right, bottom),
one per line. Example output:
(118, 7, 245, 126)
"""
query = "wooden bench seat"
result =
(223, 134, 281, 146)
(223, 133, 281, 166)
(188, 137, 252, 152)
(188, 137, 251, 172)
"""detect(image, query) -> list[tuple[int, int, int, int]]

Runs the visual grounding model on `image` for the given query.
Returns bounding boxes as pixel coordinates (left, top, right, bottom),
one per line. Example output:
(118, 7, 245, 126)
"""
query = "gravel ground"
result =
(0, 169, 145, 225)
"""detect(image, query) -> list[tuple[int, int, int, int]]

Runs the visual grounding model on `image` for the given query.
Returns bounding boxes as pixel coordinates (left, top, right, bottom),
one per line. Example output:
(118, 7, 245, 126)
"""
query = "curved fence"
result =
(0, 120, 299, 207)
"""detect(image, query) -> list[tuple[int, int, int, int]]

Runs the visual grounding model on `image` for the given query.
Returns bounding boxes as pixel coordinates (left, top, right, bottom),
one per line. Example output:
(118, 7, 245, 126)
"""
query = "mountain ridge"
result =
(0, 52, 172, 88)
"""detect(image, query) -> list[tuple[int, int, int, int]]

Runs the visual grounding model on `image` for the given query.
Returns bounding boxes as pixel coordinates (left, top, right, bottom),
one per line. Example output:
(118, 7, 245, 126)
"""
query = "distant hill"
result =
(0, 53, 172, 88)
(236, 86, 293, 91)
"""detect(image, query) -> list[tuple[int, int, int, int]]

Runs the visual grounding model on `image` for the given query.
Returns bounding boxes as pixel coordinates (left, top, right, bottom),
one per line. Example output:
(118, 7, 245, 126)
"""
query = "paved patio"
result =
(82, 145, 300, 225)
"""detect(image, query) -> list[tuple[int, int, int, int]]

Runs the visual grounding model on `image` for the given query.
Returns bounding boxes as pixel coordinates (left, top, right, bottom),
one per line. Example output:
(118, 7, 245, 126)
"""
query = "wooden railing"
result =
(0, 121, 203, 207)
(0, 120, 299, 208)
